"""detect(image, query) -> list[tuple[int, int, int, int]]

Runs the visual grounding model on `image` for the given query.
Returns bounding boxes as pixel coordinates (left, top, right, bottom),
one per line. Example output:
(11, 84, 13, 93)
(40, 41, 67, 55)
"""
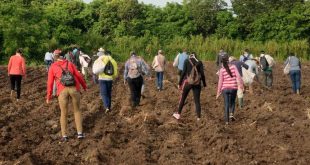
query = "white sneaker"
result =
(173, 113, 180, 120)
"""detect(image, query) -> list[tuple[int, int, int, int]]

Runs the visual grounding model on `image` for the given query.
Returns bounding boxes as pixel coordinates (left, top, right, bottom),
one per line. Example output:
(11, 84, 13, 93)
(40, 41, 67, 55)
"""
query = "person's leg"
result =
(295, 70, 301, 94)
(230, 90, 237, 114)
(106, 81, 113, 109)
(267, 71, 273, 87)
(264, 72, 268, 87)
(135, 76, 143, 106)
(99, 80, 109, 109)
(10, 75, 15, 96)
(192, 85, 202, 118)
(69, 87, 83, 135)
(155, 72, 159, 89)
(237, 89, 243, 109)
(159, 72, 164, 90)
(177, 84, 191, 114)
(127, 78, 137, 107)
(290, 71, 296, 93)
(16, 75, 22, 99)
(58, 88, 70, 137)
(222, 90, 230, 123)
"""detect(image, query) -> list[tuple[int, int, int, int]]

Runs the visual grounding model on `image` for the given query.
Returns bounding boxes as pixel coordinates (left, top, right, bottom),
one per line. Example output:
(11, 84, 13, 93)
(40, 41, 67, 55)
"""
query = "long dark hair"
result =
(222, 56, 233, 77)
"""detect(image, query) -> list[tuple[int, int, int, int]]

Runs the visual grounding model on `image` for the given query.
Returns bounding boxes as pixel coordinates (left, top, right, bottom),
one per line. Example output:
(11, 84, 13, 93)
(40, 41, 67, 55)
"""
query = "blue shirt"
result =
(178, 52, 189, 71)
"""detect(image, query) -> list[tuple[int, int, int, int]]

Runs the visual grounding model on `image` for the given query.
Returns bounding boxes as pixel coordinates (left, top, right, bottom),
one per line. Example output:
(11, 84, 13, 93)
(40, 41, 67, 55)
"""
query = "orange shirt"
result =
(46, 60, 87, 100)
(8, 54, 26, 76)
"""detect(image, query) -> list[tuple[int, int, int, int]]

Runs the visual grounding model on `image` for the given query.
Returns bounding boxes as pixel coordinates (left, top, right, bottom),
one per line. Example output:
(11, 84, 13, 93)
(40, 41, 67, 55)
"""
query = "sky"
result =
(83, 0, 231, 7)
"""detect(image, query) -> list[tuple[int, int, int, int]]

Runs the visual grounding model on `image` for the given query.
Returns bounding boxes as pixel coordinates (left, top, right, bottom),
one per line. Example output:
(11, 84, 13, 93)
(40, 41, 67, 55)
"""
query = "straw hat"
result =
(98, 47, 105, 52)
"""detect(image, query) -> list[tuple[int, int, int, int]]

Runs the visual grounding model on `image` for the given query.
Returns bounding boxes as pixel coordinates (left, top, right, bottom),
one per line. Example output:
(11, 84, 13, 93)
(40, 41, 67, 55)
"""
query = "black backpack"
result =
(58, 62, 75, 86)
(104, 60, 114, 76)
(260, 56, 269, 71)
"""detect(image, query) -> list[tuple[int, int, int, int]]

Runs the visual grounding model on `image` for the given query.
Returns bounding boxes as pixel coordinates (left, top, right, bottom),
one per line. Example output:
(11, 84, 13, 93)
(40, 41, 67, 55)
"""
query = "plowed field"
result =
(0, 62, 310, 165)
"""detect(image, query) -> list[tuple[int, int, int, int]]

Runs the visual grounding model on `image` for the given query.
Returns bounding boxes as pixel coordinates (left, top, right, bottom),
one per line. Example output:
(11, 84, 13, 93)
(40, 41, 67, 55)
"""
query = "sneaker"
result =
(105, 108, 110, 113)
(229, 113, 236, 121)
(77, 133, 85, 139)
(297, 89, 300, 95)
(61, 136, 69, 142)
(173, 113, 180, 120)
(10, 90, 14, 97)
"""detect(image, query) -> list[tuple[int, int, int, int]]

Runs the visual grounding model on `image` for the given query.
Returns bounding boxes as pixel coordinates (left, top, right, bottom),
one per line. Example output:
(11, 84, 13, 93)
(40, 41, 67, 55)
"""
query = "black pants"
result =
(127, 76, 143, 107)
(10, 75, 22, 99)
(178, 83, 202, 118)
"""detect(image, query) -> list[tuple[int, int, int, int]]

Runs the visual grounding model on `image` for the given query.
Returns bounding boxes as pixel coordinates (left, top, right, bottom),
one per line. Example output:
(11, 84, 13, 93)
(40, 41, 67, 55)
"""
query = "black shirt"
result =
(179, 58, 206, 87)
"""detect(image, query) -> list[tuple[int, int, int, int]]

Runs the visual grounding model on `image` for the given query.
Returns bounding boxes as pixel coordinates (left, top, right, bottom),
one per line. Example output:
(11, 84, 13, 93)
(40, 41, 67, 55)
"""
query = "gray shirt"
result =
(284, 56, 301, 71)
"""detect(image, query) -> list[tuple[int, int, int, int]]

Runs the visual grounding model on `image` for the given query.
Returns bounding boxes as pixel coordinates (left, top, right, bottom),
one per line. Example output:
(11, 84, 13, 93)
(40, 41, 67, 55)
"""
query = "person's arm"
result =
(7, 57, 12, 75)
(284, 58, 289, 66)
(112, 59, 118, 78)
(73, 63, 87, 90)
(123, 61, 129, 80)
(234, 65, 244, 90)
(216, 69, 223, 98)
(199, 62, 206, 87)
(46, 67, 55, 101)
(22, 57, 26, 76)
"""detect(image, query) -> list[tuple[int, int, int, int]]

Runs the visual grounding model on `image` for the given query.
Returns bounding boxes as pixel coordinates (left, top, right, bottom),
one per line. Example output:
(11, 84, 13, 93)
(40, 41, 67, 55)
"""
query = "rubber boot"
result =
(238, 98, 243, 109)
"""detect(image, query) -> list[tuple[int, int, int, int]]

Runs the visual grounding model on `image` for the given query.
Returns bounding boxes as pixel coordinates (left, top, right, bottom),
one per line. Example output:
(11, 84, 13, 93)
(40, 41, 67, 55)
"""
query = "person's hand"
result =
(216, 93, 221, 100)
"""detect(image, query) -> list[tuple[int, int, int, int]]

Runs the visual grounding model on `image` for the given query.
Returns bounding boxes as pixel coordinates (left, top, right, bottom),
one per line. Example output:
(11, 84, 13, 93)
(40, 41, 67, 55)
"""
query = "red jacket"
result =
(47, 59, 87, 100)
(8, 54, 26, 75)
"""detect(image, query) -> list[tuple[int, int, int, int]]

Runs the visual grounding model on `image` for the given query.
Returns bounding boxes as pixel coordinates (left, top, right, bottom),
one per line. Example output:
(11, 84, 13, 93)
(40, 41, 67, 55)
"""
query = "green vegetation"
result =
(0, 0, 309, 64)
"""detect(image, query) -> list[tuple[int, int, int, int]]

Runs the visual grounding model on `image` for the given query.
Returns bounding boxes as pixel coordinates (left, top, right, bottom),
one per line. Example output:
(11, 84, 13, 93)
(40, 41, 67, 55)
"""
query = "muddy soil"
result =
(0, 62, 309, 165)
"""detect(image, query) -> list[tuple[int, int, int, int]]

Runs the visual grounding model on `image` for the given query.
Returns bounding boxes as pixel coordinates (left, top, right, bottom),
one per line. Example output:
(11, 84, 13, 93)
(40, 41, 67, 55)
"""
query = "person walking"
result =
(173, 52, 206, 121)
(173, 49, 189, 82)
(284, 53, 301, 94)
(97, 50, 118, 113)
(79, 51, 91, 83)
(44, 50, 54, 71)
(216, 48, 228, 70)
(244, 58, 259, 94)
(152, 50, 166, 91)
(46, 50, 87, 142)
(239, 49, 253, 62)
(259, 51, 274, 88)
(229, 56, 248, 109)
(8, 48, 26, 101)
(217, 55, 244, 124)
(124, 51, 150, 107)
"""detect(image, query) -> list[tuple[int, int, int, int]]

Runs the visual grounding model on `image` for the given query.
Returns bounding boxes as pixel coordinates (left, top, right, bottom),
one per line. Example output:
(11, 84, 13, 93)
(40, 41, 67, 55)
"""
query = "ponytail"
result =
(223, 60, 233, 78)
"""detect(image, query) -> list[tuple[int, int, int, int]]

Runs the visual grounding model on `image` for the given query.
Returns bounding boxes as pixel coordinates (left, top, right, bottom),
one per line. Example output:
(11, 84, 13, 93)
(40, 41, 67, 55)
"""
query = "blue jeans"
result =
(290, 70, 301, 93)
(45, 60, 53, 71)
(156, 72, 164, 90)
(99, 80, 113, 109)
(222, 89, 237, 122)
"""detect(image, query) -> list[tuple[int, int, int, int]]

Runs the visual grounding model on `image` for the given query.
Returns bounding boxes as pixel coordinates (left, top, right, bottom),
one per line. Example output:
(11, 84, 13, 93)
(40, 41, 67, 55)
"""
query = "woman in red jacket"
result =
(46, 49, 87, 142)
(7, 48, 26, 101)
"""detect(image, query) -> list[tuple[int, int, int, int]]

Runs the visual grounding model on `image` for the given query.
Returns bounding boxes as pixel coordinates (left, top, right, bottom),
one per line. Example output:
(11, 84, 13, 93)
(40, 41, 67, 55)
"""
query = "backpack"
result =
(128, 58, 140, 78)
(264, 54, 275, 67)
(58, 62, 75, 86)
(104, 60, 114, 76)
(260, 56, 269, 71)
(187, 59, 201, 85)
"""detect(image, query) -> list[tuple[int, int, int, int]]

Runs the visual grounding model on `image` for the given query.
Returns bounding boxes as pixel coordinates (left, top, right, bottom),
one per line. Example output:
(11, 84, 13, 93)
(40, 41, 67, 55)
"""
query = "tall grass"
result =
(106, 35, 309, 62)
(2, 35, 308, 65)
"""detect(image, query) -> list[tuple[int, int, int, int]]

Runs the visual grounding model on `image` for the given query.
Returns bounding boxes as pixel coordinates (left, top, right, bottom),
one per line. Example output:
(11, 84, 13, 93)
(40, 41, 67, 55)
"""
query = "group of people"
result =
(7, 47, 302, 141)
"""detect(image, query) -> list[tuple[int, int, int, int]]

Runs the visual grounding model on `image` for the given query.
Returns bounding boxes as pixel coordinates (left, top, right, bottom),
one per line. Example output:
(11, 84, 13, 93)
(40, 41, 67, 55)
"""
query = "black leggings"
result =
(10, 75, 22, 99)
(127, 76, 143, 107)
(178, 83, 202, 118)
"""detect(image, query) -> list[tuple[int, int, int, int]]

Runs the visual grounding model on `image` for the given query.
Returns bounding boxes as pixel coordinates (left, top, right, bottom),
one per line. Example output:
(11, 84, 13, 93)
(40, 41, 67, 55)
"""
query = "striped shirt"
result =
(217, 65, 243, 95)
